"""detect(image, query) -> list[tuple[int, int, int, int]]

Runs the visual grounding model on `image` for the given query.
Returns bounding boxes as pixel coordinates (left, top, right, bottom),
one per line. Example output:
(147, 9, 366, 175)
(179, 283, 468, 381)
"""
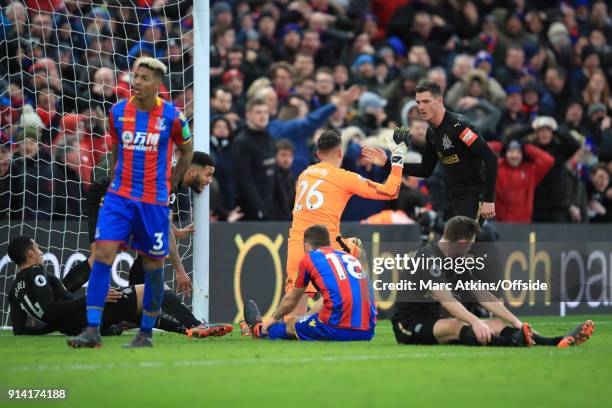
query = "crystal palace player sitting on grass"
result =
(68, 57, 194, 348)
(7, 236, 205, 337)
(244, 224, 376, 342)
(391, 216, 594, 348)
(63, 151, 232, 339)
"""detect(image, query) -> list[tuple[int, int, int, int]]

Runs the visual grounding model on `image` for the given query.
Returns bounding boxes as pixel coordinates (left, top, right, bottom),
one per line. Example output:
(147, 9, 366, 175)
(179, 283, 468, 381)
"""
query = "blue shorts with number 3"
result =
(95, 192, 170, 258)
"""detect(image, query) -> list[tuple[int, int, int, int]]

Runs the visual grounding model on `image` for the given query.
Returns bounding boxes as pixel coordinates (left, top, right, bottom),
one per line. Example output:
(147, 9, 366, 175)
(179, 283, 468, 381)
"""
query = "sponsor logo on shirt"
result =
(121, 131, 160, 151)
(441, 154, 460, 165)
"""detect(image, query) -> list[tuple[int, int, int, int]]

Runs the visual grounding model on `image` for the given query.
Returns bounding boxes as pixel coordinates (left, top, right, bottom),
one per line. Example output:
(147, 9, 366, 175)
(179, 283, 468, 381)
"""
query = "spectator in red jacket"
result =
(490, 139, 554, 223)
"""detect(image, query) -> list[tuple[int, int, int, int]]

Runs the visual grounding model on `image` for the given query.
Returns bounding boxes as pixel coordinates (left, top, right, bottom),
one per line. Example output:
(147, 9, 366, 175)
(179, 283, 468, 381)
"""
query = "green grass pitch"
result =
(0, 315, 610, 408)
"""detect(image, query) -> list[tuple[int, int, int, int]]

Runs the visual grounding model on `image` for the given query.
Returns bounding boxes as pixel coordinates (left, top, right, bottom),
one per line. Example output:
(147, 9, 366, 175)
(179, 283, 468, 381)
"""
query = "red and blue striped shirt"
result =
(295, 247, 376, 331)
(107, 97, 191, 205)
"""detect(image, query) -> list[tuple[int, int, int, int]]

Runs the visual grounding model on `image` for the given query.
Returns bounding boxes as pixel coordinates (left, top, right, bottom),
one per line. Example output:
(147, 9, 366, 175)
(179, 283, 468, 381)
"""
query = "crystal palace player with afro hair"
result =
(68, 57, 195, 348)
(391, 216, 594, 348)
(62, 151, 232, 339)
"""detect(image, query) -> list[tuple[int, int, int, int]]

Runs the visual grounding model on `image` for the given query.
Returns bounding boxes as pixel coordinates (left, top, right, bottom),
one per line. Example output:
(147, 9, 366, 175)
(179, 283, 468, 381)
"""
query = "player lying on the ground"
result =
(6, 236, 231, 338)
(244, 224, 375, 342)
(62, 151, 231, 338)
(285, 128, 406, 318)
(391, 216, 594, 348)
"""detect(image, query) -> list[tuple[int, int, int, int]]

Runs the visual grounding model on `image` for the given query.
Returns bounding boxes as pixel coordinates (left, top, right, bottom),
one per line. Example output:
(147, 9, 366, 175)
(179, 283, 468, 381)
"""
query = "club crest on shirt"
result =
(155, 117, 167, 132)
(442, 134, 453, 150)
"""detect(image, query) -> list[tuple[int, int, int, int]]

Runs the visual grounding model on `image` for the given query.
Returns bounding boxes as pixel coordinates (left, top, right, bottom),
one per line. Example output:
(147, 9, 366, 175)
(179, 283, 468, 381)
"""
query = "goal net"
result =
(0, 0, 196, 327)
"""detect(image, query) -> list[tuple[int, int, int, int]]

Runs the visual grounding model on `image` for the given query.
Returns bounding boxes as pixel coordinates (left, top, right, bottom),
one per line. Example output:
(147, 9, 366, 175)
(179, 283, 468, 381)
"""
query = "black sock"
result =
(161, 290, 200, 328)
(458, 326, 481, 346)
(129, 256, 145, 286)
(500, 327, 519, 337)
(459, 326, 514, 347)
(156, 316, 187, 334)
(533, 333, 563, 346)
(62, 260, 92, 292)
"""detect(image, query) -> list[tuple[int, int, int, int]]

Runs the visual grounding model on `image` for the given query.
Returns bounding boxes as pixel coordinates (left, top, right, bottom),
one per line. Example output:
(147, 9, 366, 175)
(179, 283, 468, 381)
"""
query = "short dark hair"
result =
(590, 163, 610, 178)
(303, 224, 331, 249)
(276, 138, 295, 152)
(191, 151, 215, 168)
(317, 129, 342, 152)
(443, 216, 481, 242)
(415, 81, 442, 97)
(7, 236, 35, 266)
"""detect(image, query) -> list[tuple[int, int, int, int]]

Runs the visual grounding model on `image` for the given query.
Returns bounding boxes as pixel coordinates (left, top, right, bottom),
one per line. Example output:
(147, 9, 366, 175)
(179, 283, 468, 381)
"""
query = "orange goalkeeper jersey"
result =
(288, 161, 403, 241)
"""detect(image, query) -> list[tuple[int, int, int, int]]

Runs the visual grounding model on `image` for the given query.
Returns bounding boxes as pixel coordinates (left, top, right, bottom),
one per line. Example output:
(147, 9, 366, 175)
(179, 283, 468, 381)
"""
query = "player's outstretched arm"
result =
(263, 287, 306, 332)
(168, 228, 192, 296)
(340, 134, 408, 200)
(171, 142, 194, 190)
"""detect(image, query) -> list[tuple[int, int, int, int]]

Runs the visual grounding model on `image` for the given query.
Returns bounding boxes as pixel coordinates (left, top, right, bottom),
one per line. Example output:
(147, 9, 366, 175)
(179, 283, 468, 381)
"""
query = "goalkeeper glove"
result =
(391, 126, 411, 165)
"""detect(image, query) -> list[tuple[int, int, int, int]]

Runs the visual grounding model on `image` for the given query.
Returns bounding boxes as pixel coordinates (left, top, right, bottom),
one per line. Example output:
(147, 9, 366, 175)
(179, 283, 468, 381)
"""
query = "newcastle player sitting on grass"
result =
(244, 224, 375, 342)
(7, 236, 214, 338)
(391, 216, 594, 348)
(62, 151, 232, 339)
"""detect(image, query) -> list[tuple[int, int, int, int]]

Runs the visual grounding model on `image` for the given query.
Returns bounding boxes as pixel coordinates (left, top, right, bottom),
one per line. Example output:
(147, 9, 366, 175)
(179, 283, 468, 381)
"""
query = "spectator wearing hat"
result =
(521, 81, 543, 123)
(446, 68, 506, 112)
(383, 65, 423, 124)
(547, 21, 573, 69)
(499, 11, 537, 51)
(350, 91, 387, 136)
(585, 103, 612, 152)
(351, 54, 378, 90)
(222, 69, 246, 117)
(521, 116, 582, 222)
(9, 126, 53, 220)
(280, 23, 303, 62)
(497, 85, 529, 136)
(494, 45, 525, 88)
(212, 1, 233, 29)
(489, 138, 554, 223)
(587, 163, 612, 223)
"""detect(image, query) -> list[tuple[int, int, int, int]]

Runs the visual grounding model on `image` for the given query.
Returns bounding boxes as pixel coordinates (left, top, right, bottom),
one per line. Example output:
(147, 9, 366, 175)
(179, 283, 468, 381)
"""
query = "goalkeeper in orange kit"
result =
(285, 128, 408, 317)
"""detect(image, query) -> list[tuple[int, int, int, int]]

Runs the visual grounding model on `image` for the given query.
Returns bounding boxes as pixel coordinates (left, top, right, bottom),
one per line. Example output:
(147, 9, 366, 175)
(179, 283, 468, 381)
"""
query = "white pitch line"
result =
(7, 348, 609, 374)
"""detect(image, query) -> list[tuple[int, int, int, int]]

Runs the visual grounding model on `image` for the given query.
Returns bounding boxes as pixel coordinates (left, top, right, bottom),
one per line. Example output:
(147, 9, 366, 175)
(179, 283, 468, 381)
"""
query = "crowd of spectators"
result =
(0, 0, 611, 224)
